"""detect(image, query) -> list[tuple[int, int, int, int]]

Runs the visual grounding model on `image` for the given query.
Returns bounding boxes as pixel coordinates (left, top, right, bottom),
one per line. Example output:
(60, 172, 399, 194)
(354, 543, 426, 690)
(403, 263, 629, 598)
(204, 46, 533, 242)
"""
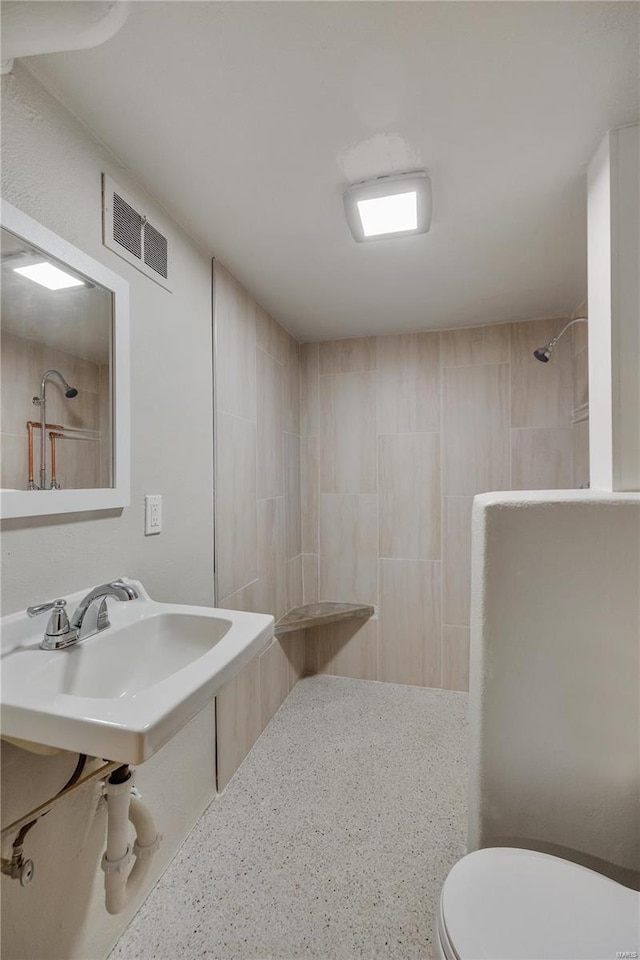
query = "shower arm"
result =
(545, 317, 587, 352)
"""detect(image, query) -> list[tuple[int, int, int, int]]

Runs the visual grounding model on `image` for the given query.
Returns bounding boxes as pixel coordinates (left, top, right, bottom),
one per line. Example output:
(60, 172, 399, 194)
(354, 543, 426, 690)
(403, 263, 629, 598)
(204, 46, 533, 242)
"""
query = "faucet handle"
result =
(27, 598, 67, 621)
(27, 599, 76, 649)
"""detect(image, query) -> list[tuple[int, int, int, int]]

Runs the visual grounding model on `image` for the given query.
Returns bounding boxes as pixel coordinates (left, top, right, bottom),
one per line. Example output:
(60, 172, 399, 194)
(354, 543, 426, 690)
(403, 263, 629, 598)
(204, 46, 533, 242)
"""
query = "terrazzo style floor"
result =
(111, 675, 468, 960)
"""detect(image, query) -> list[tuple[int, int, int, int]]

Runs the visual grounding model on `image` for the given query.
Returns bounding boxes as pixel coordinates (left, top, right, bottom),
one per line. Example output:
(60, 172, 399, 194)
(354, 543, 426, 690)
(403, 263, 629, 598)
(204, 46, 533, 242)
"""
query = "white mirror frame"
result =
(0, 200, 130, 519)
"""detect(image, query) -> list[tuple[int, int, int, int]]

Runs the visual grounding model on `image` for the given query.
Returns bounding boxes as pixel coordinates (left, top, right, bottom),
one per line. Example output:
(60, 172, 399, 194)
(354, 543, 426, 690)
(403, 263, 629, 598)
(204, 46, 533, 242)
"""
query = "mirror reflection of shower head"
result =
(533, 317, 587, 363)
(38, 369, 78, 401)
(33, 369, 78, 490)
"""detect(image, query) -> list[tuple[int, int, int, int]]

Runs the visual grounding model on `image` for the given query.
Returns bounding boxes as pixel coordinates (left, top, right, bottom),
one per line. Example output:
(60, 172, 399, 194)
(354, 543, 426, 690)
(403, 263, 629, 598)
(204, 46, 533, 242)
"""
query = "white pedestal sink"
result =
(1, 580, 273, 763)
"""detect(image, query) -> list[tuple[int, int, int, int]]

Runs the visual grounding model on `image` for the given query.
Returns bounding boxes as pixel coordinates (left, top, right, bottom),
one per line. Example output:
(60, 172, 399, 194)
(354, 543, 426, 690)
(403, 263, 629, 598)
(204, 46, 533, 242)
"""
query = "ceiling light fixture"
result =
(343, 171, 432, 243)
(13, 261, 85, 290)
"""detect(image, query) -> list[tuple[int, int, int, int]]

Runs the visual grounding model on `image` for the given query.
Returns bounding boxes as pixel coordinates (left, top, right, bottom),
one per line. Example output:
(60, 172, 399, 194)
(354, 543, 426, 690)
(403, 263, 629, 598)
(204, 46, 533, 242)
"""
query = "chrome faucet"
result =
(70, 580, 139, 642)
(27, 598, 76, 650)
(28, 580, 139, 650)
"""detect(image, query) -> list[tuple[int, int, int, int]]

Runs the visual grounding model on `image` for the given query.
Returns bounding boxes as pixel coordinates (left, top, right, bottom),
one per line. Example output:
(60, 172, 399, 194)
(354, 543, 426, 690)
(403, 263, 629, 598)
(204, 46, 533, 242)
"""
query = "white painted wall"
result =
(468, 490, 640, 888)
(588, 124, 640, 492)
(1, 64, 216, 958)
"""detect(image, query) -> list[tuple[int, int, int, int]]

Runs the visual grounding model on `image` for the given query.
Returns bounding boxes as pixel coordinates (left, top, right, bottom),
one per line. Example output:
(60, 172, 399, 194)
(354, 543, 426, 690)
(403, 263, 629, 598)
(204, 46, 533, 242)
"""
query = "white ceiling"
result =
(25, 1, 640, 341)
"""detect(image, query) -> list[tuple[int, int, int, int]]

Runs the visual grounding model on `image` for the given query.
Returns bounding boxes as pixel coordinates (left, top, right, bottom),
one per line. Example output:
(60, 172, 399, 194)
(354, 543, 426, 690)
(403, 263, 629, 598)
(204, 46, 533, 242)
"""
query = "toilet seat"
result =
(437, 847, 640, 960)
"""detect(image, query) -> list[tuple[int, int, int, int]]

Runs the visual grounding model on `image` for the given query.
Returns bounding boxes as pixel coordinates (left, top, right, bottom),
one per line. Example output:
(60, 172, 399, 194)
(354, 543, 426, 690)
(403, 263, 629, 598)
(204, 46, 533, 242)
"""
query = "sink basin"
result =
(1, 580, 273, 763)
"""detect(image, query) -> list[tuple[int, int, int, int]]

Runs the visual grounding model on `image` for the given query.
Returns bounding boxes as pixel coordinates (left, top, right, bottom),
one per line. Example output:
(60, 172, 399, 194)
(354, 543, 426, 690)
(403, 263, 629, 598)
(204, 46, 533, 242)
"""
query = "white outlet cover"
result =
(144, 494, 162, 535)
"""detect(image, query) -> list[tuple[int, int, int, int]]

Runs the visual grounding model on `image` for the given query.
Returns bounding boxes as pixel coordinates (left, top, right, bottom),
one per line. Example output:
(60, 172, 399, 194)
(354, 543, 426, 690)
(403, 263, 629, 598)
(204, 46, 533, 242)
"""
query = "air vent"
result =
(113, 193, 142, 259)
(102, 174, 172, 291)
(143, 221, 168, 278)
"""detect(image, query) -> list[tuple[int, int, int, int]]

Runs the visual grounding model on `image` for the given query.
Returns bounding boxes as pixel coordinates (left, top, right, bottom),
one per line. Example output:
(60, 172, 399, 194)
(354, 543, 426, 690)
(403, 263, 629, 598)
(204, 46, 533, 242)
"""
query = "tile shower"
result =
(0, 331, 111, 490)
(213, 260, 589, 789)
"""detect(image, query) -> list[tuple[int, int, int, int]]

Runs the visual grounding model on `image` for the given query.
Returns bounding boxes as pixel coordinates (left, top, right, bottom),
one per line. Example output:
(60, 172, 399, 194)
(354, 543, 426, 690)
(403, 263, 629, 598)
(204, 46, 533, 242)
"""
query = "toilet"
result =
(436, 847, 640, 960)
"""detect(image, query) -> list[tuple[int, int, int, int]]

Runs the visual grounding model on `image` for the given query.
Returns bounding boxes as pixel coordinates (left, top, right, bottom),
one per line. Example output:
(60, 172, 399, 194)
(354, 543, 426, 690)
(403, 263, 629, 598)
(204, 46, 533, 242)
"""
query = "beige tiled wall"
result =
(214, 307, 589, 783)
(213, 263, 304, 789)
(1, 331, 109, 490)
(303, 318, 586, 693)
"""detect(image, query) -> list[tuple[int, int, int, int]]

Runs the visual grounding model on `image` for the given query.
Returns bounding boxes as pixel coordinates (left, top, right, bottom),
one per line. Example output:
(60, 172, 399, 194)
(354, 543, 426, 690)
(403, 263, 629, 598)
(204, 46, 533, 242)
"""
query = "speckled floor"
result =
(111, 675, 468, 960)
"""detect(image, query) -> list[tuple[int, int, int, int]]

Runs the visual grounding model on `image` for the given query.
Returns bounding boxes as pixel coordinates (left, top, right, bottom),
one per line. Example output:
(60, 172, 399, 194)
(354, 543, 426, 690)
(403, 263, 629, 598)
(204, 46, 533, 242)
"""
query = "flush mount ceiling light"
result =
(13, 261, 85, 290)
(343, 171, 432, 243)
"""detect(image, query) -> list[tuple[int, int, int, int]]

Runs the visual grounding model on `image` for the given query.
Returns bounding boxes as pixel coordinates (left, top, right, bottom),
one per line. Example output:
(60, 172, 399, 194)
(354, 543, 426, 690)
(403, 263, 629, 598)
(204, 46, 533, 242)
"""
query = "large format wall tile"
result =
(1, 434, 28, 490)
(442, 497, 473, 626)
(319, 337, 376, 374)
(257, 497, 286, 621)
(378, 558, 441, 687)
(216, 411, 257, 600)
(320, 371, 376, 494)
(302, 553, 319, 604)
(301, 436, 319, 553)
(216, 655, 262, 791)
(219, 579, 261, 614)
(378, 433, 440, 560)
(1, 332, 44, 436)
(319, 494, 378, 604)
(213, 271, 299, 795)
(300, 342, 319, 437)
(285, 432, 302, 559)
(441, 323, 510, 366)
(280, 630, 306, 690)
(305, 618, 378, 681)
(286, 554, 304, 612)
(255, 303, 289, 365)
(511, 319, 573, 427)
(443, 363, 510, 495)
(285, 336, 300, 435)
(256, 347, 284, 499)
(214, 264, 256, 422)
(441, 625, 470, 692)
(511, 427, 573, 489)
(376, 332, 440, 434)
(260, 638, 290, 730)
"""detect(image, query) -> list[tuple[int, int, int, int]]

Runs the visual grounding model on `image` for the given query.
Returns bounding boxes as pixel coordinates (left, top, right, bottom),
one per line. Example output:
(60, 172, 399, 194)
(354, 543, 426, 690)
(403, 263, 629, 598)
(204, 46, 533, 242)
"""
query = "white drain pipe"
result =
(101, 769, 161, 915)
(1, 1, 130, 74)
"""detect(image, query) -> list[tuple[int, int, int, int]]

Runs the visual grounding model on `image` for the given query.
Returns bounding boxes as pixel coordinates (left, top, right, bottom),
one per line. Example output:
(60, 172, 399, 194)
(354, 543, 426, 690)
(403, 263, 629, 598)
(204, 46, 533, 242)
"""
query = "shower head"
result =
(38, 369, 79, 402)
(533, 347, 551, 363)
(533, 317, 587, 363)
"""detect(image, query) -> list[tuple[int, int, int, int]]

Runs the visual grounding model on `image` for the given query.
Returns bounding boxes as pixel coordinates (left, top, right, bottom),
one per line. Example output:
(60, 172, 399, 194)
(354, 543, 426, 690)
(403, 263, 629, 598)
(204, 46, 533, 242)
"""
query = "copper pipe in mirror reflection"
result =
(49, 432, 63, 490)
(26, 421, 63, 489)
(27, 420, 102, 489)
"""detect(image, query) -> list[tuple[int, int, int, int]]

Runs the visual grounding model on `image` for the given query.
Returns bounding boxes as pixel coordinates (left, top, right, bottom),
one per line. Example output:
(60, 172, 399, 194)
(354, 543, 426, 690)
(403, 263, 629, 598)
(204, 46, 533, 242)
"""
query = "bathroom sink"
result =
(1, 580, 273, 763)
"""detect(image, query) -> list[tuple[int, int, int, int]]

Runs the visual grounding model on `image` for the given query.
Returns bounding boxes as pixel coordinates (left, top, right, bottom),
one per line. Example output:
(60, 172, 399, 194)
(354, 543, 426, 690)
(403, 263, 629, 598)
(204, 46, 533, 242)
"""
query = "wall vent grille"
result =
(102, 175, 172, 291)
(113, 193, 142, 259)
(143, 221, 168, 278)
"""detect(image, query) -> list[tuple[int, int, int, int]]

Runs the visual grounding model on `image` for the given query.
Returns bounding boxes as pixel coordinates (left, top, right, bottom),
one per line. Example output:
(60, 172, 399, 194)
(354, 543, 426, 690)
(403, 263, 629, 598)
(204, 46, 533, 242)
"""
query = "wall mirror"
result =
(1, 201, 130, 519)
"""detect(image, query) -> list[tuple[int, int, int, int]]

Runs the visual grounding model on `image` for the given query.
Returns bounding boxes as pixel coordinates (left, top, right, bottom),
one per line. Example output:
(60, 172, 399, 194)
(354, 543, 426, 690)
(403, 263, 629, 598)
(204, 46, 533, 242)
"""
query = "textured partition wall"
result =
(302, 319, 583, 692)
(468, 491, 640, 886)
(571, 318, 590, 488)
(213, 262, 305, 789)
